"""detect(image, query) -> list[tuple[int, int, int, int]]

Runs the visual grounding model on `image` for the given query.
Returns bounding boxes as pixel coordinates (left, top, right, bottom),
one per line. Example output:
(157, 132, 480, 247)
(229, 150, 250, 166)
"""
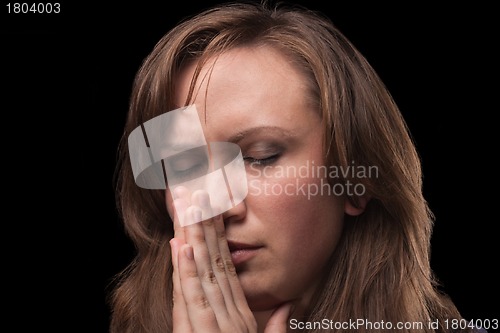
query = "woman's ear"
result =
(344, 194, 371, 216)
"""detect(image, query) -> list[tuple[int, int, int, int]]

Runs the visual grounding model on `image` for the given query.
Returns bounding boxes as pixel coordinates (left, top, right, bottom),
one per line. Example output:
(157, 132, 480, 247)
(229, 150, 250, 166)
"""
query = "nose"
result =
(223, 200, 247, 225)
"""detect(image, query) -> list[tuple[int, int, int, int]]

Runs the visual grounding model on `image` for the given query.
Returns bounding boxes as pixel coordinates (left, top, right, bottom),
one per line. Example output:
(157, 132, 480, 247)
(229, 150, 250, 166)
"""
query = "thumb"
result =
(263, 302, 294, 333)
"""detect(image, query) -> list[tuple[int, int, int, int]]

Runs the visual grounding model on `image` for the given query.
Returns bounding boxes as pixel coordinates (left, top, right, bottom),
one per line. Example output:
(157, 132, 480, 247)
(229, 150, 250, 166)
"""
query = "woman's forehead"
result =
(175, 47, 311, 111)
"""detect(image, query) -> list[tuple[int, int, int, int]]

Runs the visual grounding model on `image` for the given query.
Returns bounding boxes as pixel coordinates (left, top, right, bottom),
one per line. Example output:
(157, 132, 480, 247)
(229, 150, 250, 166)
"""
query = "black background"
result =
(2, 1, 498, 332)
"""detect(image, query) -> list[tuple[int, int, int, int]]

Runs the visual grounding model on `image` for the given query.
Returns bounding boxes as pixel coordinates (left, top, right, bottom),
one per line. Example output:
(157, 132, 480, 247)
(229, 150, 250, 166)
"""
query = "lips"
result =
(227, 241, 262, 265)
(227, 241, 260, 252)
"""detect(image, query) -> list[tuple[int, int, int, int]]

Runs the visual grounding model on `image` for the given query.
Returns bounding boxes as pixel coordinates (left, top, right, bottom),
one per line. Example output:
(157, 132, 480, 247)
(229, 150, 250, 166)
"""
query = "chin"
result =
(237, 268, 294, 309)
(240, 281, 287, 311)
(246, 295, 287, 312)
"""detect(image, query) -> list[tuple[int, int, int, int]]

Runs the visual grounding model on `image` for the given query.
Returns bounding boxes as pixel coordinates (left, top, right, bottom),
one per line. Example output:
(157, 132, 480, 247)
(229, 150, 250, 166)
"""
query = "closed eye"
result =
(172, 162, 207, 180)
(243, 154, 280, 166)
(166, 148, 209, 182)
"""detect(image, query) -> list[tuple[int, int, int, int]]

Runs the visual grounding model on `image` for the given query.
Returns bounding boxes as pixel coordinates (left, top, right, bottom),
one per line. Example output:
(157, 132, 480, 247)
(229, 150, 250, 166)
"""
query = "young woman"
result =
(108, 1, 484, 332)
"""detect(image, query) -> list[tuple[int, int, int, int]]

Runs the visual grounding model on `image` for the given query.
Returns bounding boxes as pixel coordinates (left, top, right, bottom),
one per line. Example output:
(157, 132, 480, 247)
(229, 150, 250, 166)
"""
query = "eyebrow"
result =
(227, 126, 296, 143)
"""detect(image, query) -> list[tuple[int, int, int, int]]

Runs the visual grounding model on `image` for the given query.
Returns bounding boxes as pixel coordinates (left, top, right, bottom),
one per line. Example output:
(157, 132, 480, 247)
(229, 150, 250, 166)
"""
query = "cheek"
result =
(245, 173, 344, 297)
(247, 173, 344, 240)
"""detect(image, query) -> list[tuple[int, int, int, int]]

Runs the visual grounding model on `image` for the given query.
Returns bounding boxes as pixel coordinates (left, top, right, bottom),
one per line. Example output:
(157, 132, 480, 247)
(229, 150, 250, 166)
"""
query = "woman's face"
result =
(166, 46, 362, 311)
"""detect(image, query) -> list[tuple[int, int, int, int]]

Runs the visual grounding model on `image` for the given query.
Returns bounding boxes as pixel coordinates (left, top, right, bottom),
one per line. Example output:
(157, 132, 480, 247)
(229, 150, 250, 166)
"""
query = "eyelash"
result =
(243, 154, 280, 166)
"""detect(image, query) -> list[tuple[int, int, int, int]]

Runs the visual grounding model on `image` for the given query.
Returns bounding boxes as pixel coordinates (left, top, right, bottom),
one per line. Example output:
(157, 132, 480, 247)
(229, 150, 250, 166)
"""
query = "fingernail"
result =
(183, 245, 194, 260)
(173, 186, 184, 199)
(192, 207, 202, 222)
(198, 191, 210, 208)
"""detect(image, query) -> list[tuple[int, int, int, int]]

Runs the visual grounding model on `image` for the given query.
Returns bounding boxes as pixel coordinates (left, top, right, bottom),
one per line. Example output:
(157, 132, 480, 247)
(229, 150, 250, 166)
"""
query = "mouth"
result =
(227, 241, 262, 266)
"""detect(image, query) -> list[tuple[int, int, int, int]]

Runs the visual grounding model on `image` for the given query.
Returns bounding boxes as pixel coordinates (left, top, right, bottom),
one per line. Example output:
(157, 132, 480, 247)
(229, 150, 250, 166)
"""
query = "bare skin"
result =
(167, 46, 366, 332)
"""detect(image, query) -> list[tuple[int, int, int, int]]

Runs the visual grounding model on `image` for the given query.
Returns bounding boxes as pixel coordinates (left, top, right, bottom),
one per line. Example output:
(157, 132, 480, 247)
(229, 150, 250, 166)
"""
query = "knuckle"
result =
(224, 259, 237, 276)
(186, 269, 199, 279)
(202, 217, 214, 227)
(213, 255, 225, 272)
(192, 231, 206, 243)
(193, 294, 211, 309)
(217, 229, 227, 241)
(202, 269, 217, 284)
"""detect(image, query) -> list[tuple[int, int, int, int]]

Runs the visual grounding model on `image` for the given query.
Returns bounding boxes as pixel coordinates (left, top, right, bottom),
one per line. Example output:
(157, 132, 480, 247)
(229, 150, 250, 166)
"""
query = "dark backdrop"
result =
(2, 1, 497, 332)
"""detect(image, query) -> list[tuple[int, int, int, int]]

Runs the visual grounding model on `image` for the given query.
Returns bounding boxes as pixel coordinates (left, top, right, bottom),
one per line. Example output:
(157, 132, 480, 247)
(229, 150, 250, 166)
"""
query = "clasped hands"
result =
(169, 186, 293, 333)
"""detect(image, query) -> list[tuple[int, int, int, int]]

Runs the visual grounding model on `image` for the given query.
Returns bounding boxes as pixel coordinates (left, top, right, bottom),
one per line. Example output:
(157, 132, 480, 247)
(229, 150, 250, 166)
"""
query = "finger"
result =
(183, 205, 232, 324)
(173, 198, 189, 239)
(205, 214, 234, 298)
(178, 243, 219, 333)
(190, 192, 244, 321)
(172, 186, 191, 239)
(212, 208, 254, 324)
(170, 238, 193, 333)
(189, 190, 253, 325)
(191, 191, 229, 292)
(263, 302, 294, 333)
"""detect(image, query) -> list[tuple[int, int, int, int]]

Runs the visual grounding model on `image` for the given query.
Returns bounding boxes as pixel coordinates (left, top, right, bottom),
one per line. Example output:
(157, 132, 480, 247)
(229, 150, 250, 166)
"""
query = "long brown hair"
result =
(108, 1, 468, 332)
